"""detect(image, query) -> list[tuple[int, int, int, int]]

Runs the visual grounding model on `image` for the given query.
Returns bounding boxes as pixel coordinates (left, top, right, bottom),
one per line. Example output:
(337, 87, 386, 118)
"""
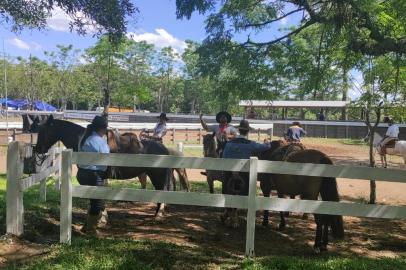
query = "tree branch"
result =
(241, 8, 305, 29)
(243, 19, 315, 48)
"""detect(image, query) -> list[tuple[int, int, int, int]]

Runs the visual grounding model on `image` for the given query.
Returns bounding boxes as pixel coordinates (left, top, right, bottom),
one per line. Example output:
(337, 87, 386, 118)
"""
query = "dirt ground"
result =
(1, 136, 406, 267)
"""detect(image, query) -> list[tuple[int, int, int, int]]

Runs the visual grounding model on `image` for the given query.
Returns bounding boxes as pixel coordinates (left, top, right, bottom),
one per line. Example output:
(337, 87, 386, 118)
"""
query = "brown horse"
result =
(202, 133, 224, 193)
(113, 131, 190, 191)
(259, 146, 344, 252)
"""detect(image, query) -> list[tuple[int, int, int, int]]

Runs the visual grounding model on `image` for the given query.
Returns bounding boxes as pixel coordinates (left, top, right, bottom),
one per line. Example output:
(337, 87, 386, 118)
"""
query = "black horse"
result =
(34, 115, 173, 216)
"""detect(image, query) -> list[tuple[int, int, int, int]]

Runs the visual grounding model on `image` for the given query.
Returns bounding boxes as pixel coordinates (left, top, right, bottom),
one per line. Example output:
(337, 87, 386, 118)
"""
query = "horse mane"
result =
(53, 119, 86, 131)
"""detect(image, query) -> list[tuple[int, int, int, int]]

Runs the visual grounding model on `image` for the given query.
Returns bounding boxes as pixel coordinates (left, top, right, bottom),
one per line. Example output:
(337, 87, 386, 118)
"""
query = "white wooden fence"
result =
(60, 150, 406, 256)
(6, 141, 62, 235)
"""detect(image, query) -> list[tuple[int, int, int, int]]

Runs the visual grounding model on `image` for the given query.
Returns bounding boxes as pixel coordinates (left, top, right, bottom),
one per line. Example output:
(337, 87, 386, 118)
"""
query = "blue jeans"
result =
(77, 168, 106, 215)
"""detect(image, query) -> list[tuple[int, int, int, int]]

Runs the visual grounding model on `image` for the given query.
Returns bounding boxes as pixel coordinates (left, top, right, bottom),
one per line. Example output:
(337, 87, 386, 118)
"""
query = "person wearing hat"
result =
(200, 111, 238, 156)
(222, 120, 270, 160)
(140, 113, 168, 143)
(379, 116, 399, 155)
(77, 115, 110, 236)
(285, 121, 306, 142)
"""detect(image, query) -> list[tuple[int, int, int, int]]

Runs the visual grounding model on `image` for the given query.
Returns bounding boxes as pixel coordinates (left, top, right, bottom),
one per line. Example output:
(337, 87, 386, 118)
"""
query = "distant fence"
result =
(3, 109, 406, 140)
(6, 141, 62, 236)
(272, 121, 406, 140)
(58, 149, 406, 256)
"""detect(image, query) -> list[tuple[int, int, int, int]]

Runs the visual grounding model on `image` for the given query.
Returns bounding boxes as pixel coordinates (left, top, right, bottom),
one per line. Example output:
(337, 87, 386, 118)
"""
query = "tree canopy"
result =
(0, 0, 137, 41)
(176, 0, 406, 55)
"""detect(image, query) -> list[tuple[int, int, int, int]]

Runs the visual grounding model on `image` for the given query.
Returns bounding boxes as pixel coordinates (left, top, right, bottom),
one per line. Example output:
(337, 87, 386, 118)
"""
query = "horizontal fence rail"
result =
(73, 152, 406, 183)
(59, 150, 406, 256)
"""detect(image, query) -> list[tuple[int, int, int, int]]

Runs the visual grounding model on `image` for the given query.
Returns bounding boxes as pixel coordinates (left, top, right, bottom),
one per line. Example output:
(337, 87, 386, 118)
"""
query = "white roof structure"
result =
(239, 100, 350, 108)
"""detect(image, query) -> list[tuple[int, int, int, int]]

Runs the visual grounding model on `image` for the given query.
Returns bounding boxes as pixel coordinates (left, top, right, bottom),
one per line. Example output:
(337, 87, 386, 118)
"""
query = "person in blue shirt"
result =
(222, 120, 270, 195)
(77, 115, 110, 236)
(285, 121, 306, 142)
(223, 120, 270, 160)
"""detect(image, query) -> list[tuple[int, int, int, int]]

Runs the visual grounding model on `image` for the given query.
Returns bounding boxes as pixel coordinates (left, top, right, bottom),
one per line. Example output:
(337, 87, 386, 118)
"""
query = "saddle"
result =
(385, 139, 397, 149)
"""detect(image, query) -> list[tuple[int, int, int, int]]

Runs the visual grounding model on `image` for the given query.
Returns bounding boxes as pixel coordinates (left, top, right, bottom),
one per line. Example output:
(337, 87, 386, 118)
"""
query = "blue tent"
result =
(34, 101, 57, 111)
(0, 98, 22, 109)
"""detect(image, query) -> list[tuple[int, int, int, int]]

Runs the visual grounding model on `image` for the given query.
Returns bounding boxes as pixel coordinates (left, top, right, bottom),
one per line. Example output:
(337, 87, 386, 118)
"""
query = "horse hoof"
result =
(278, 223, 286, 231)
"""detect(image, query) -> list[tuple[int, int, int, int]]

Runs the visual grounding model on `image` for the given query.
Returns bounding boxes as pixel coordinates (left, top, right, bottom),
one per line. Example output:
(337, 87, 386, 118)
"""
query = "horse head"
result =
(106, 129, 121, 153)
(203, 133, 217, 158)
(34, 115, 59, 154)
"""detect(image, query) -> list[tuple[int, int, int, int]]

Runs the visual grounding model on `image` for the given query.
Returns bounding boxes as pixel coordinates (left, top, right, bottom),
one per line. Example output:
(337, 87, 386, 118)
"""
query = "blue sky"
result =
(0, 0, 207, 59)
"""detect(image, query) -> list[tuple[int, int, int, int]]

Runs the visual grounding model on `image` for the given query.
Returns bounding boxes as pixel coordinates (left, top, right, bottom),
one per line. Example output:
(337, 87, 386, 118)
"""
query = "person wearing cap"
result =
(140, 113, 168, 143)
(200, 111, 238, 156)
(285, 121, 306, 142)
(379, 116, 399, 155)
(222, 120, 270, 159)
(77, 115, 109, 236)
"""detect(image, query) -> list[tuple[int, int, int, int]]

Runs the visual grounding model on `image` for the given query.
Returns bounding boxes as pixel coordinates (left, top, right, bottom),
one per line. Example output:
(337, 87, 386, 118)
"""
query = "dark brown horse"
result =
(202, 133, 224, 193)
(34, 116, 174, 216)
(259, 144, 344, 252)
(107, 130, 190, 191)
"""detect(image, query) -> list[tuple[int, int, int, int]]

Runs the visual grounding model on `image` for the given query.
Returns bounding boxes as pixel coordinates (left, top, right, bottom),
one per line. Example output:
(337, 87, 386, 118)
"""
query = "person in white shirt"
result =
(140, 113, 168, 143)
(379, 116, 399, 154)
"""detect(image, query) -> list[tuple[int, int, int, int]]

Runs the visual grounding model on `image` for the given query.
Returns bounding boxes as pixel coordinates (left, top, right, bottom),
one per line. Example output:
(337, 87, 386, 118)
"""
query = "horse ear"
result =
(46, 115, 54, 126)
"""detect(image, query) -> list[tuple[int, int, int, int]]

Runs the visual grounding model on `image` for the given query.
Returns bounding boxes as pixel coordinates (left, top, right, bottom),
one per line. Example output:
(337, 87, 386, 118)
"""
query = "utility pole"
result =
(3, 39, 8, 135)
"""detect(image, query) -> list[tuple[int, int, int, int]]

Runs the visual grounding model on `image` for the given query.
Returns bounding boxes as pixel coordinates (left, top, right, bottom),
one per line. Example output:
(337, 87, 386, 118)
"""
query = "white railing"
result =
(6, 141, 62, 236)
(59, 150, 406, 256)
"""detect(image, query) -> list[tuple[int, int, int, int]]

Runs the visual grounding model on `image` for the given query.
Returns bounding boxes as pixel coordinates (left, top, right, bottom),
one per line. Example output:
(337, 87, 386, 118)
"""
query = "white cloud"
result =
(47, 7, 71, 32)
(127, 29, 187, 54)
(8, 38, 30, 50)
(47, 7, 96, 33)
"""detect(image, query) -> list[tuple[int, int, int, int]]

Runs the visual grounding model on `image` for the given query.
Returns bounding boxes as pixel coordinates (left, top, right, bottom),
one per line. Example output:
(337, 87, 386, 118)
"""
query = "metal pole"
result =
(3, 39, 8, 136)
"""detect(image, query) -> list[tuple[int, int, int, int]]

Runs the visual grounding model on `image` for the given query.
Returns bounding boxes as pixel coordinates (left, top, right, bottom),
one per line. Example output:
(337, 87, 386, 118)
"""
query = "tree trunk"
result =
(368, 131, 376, 204)
(103, 85, 110, 116)
(341, 67, 349, 120)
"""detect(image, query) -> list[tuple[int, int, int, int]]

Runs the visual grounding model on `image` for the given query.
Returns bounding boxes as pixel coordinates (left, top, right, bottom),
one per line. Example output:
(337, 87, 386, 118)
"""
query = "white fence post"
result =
(245, 157, 258, 257)
(6, 141, 24, 235)
(177, 142, 184, 153)
(60, 149, 73, 244)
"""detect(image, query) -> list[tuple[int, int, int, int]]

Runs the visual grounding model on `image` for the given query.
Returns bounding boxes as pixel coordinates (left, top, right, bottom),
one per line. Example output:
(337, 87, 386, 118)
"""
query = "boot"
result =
(98, 209, 108, 228)
(81, 213, 102, 237)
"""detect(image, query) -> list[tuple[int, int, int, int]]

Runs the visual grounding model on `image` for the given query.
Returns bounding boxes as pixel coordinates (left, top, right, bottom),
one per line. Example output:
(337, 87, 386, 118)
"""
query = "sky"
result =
(0, 0, 206, 59)
(0, 0, 297, 59)
(0, 0, 360, 99)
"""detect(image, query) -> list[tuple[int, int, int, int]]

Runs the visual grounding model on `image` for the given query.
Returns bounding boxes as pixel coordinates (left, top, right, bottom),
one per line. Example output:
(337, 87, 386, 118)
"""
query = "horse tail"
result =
(176, 168, 190, 192)
(319, 156, 344, 239)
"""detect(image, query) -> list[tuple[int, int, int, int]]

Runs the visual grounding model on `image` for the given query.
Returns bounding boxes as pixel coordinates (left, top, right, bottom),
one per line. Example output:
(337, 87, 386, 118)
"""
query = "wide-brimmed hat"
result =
(383, 116, 393, 123)
(157, 113, 169, 121)
(91, 115, 108, 129)
(216, 111, 232, 123)
(235, 119, 253, 131)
